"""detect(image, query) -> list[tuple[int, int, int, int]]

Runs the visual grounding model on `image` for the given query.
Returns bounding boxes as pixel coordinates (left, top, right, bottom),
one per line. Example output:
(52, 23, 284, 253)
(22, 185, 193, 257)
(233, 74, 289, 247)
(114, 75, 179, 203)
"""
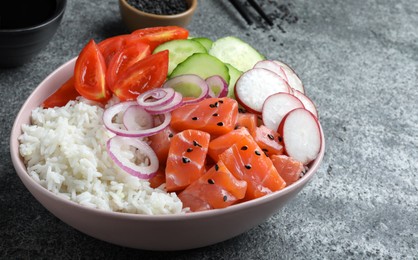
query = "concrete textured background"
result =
(1, 0, 417, 259)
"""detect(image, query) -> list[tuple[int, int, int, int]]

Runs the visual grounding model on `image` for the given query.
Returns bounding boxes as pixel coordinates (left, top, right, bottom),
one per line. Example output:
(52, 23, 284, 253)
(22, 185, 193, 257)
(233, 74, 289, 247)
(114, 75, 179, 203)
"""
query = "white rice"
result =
(18, 100, 184, 215)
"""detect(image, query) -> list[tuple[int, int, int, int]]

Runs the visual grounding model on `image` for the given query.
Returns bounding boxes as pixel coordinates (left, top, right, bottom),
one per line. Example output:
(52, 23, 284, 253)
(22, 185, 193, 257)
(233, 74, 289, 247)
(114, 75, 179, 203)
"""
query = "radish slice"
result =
(273, 60, 305, 94)
(107, 136, 159, 179)
(144, 91, 183, 114)
(278, 108, 322, 165)
(123, 105, 154, 131)
(262, 92, 304, 131)
(253, 60, 288, 81)
(234, 68, 290, 114)
(136, 88, 176, 108)
(103, 101, 171, 137)
(292, 89, 318, 118)
(206, 75, 228, 98)
(163, 74, 209, 104)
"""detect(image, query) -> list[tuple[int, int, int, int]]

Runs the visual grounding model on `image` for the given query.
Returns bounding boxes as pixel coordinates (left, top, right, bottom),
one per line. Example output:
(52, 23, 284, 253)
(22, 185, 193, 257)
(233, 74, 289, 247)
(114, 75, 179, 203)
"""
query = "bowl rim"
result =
(10, 57, 325, 221)
(119, 0, 197, 19)
(0, 0, 67, 33)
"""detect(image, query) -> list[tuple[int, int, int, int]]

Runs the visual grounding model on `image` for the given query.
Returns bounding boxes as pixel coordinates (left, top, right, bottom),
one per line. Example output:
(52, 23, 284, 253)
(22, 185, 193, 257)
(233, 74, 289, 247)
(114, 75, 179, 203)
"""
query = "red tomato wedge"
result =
(219, 135, 286, 200)
(178, 160, 247, 212)
(149, 125, 177, 165)
(128, 26, 189, 51)
(165, 129, 211, 192)
(112, 50, 169, 101)
(98, 34, 130, 66)
(235, 112, 259, 135)
(74, 40, 111, 103)
(106, 42, 151, 91)
(170, 97, 239, 136)
(207, 127, 252, 162)
(251, 125, 284, 157)
(42, 76, 79, 108)
(271, 154, 304, 186)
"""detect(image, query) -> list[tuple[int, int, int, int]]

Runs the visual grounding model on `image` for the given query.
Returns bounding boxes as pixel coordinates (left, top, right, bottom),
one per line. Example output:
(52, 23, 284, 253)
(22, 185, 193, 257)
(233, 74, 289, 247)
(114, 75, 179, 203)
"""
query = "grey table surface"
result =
(1, 0, 417, 259)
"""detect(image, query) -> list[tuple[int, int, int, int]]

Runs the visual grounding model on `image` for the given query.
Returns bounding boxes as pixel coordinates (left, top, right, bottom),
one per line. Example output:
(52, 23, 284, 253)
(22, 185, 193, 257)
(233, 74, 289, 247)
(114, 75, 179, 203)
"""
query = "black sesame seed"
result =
(223, 195, 228, 202)
(209, 104, 216, 108)
(278, 136, 283, 142)
(182, 157, 191, 163)
(262, 148, 269, 152)
(217, 122, 224, 126)
(192, 116, 198, 120)
(193, 140, 202, 147)
(241, 145, 248, 150)
(168, 133, 174, 138)
(186, 148, 193, 152)
(245, 164, 252, 169)
(218, 100, 224, 104)
(214, 164, 219, 171)
(208, 179, 215, 184)
(255, 150, 261, 156)
(268, 134, 274, 140)
(212, 113, 219, 117)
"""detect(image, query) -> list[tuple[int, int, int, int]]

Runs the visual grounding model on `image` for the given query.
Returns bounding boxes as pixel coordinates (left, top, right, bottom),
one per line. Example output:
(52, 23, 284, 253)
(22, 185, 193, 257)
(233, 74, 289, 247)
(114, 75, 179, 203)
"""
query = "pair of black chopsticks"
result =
(228, 0, 273, 26)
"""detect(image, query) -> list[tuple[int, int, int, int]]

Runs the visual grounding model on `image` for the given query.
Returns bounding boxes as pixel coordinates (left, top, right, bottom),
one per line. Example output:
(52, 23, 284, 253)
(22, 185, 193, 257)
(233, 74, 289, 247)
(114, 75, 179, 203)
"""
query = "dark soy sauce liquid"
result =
(0, 0, 57, 29)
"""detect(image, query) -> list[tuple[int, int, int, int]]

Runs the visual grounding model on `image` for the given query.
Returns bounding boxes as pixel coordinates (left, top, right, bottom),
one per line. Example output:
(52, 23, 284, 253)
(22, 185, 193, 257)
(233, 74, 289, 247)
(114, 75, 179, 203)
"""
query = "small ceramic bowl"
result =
(10, 58, 324, 250)
(0, 0, 66, 68)
(119, 0, 197, 32)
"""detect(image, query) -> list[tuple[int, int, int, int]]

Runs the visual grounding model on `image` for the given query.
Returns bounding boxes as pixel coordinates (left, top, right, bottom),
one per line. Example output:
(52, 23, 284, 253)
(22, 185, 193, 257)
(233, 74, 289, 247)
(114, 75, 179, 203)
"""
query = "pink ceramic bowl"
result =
(10, 58, 325, 251)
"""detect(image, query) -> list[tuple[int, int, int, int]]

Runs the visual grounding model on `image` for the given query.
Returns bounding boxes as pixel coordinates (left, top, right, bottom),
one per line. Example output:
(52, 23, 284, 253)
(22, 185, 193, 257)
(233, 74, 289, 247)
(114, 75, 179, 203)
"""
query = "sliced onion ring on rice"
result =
(123, 105, 154, 131)
(163, 74, 209, 104)
(144, 91, 183, 114)
(103, 101, 171, 137)
(136, 88, 176, 108)
(107, 136, 158, 179)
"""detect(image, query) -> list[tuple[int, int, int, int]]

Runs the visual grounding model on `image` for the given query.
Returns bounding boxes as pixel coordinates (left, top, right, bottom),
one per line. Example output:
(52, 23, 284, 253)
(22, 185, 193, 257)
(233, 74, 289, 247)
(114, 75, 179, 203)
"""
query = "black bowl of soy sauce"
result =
(0, 0, 66, 68)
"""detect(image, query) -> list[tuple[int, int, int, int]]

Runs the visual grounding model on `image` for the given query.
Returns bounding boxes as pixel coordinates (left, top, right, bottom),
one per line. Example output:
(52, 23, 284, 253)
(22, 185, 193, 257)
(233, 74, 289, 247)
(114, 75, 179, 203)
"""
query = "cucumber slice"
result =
(225, 63, 243, 99)
(153, 39, 207, 75)
(170, 53, 230, 84)
(209, 36, 265, 72)
(191, 37, 213, 52)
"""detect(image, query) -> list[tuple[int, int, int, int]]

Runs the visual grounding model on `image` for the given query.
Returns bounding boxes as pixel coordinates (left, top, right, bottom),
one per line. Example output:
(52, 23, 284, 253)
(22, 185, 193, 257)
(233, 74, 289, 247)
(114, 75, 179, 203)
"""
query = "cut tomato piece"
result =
(178, 160, 247, 212)
(128, 26, 189, 51)
(235, 112, 259, 135)
(74, 40, 111, 103)
(98, 34, 130, 66)
(149, 125, 177, 165)
(165, 129, 210, 192)
(219, 135, 286, 200)
(112, 50, 169, 101)
(207, 127, 252, 161)
(270, 154, 304, 186)
(42, 76, 79, 108)
(170, 97, 239, 136)
(106, 42, 151, 91)
(252, 125, 284, 157)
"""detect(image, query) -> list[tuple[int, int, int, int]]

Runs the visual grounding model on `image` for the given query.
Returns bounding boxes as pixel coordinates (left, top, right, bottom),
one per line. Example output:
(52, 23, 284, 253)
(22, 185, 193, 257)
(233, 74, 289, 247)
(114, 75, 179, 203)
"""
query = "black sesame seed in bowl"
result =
(127, 0, 189, 15)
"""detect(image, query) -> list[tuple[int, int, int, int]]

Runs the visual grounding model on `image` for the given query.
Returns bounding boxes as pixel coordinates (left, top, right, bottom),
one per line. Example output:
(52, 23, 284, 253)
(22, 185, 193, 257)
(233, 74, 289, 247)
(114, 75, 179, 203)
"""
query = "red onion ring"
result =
(136, 88, 176, 108)
(123, 105, 154, 131)
(103, 101, 171, 137)
(206, 75, 228, 98)
(107, 136, 159, 179)
(163, 74, 209, 104)
(144, 91, 183, 114)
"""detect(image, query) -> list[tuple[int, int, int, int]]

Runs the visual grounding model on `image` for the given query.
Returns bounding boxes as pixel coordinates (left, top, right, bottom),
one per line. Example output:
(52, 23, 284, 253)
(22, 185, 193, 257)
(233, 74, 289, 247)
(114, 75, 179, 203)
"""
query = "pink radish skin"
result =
(234, 68, 290, 114)
(262, 92, 304, 132)
(253, 60, 288, 81)
(278, 108, 322, 165)
(273, 60, 305, 94)
(206, 75, 228, 98)
(292, 89, 318, 118)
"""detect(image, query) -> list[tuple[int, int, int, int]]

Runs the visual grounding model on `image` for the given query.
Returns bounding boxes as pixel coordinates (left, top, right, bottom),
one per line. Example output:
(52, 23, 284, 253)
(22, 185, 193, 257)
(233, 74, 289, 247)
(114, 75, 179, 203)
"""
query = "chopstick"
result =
(247, 0, 274, 26)
(228, 0, 273, 26)
(229, 0, 253, 25)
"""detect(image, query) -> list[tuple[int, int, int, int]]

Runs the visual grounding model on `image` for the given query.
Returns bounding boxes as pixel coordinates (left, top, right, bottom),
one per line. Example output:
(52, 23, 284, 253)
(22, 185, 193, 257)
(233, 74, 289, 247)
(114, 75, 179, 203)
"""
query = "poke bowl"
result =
(10, 28, 325, 251)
